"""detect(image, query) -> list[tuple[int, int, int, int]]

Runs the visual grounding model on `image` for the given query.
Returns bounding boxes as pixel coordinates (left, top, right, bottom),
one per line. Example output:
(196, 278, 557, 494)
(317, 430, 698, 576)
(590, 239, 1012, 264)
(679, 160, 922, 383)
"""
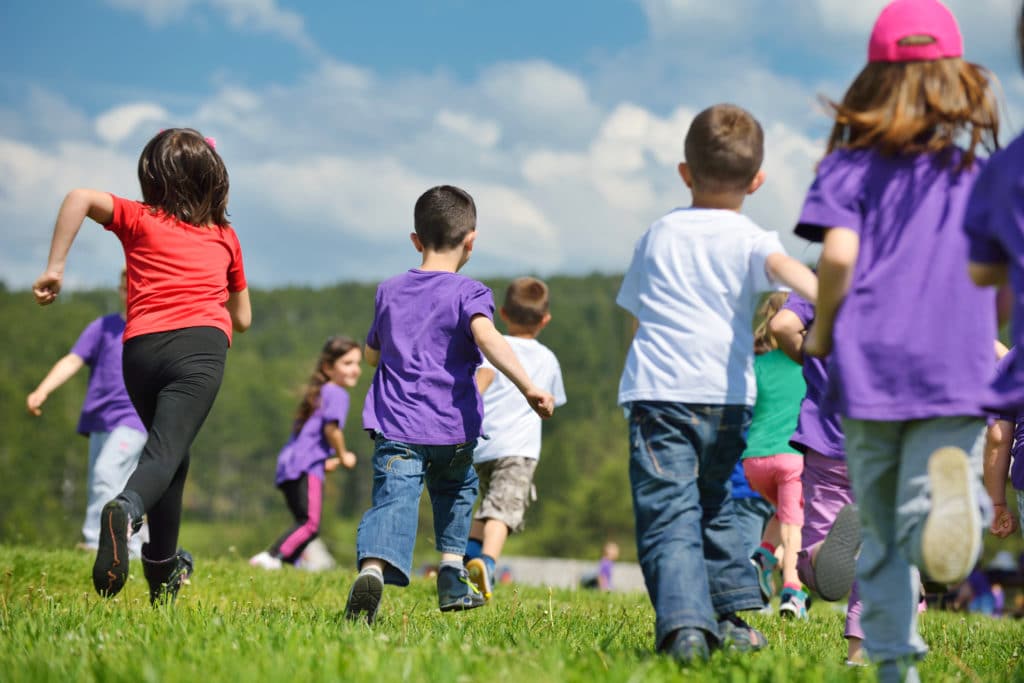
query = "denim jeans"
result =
(355, 436, 478, 586)
(733, 495, 775, 557)
(85, 426, 148, 556)
(628, 401, 763, 647)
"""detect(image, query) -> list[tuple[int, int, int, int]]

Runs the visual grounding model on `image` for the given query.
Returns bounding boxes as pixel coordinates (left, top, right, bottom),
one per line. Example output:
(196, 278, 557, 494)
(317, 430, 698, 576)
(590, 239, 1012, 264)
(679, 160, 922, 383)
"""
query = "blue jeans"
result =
(628, 401, 763, 647)
(733, 495, 775, 557)
(355, 436, 478, 586)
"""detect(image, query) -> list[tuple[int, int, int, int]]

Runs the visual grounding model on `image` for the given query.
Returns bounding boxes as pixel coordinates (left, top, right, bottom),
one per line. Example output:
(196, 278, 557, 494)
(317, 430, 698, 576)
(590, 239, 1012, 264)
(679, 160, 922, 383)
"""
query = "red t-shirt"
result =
(104, 195, 247, 344)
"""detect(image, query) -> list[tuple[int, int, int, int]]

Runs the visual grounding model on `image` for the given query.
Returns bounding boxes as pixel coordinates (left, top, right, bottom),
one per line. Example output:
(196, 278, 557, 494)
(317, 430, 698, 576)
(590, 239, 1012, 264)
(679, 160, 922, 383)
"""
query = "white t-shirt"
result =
(617, 208, 787, 407)
(474, 336, 567, 463)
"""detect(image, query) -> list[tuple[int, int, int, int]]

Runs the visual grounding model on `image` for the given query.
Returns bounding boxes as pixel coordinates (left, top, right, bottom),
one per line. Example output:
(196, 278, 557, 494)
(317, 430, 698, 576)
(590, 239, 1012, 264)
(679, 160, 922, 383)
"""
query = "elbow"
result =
(233, 314, 252, 333)
(968, 262, 1006, 287)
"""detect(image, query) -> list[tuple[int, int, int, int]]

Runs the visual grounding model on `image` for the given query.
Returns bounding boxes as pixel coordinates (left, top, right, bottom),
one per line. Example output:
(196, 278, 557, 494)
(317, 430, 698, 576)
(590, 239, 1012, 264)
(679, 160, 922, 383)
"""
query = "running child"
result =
(343, 185, 556, 624)
(800, 2, 999, 679)
(33, 128, 251, 605)
(27, 268, 148, 557)
(617, 103, 817, 663)
(250, 336, 361, 570)
(982, 348, 1024, 540)
(740, 292, 808, 619)
(463, 276, 567, 600)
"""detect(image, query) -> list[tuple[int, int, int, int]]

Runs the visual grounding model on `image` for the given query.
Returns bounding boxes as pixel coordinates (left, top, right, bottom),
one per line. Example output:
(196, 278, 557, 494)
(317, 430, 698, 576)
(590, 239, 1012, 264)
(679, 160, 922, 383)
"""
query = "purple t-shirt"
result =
(796, 147, 995, 421)
(782, 292, 844, 459)
(990, 348, 1024, 491)
(275, 382, 350, 485)
(70, 313, 144, 436)
(362, 269, 495, 445)
(964, 134, 1024, 416)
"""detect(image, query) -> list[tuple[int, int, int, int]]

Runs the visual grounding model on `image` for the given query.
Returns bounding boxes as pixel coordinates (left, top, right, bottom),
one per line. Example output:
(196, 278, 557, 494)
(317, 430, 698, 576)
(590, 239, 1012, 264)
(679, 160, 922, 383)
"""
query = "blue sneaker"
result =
(778, 587, 809, 620)
(437, 565, 486, 612)
(751, 547, 777, 603)
(465, 557, 493, 602)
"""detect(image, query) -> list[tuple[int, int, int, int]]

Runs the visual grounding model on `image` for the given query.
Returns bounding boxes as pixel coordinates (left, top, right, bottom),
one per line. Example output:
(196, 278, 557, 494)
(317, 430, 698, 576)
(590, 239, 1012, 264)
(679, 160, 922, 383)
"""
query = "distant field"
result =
(2, 546, 1022, 682)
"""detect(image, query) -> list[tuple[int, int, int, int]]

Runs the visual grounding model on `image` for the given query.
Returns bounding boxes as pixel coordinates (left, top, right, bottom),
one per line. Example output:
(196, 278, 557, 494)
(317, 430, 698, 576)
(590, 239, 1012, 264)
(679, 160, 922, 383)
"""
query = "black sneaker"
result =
(437, 565, 486, 612)
(345, 569, 384, 625)
(660, 627, 710, 665)
(143, 548, 194, 605)
(717, 613, 768, 652)
(92, 499, 133, 597)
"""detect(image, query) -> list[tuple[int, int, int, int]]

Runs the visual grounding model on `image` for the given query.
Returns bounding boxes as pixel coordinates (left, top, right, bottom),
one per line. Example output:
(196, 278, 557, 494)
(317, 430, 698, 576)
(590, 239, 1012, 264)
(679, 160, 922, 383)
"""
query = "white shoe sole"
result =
(921, 447, 980, 584)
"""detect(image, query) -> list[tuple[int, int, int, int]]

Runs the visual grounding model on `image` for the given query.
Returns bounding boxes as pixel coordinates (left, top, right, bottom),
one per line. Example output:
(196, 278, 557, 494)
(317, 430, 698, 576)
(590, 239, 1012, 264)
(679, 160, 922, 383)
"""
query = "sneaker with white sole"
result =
(778, 586, 809, 619)
(249, 551, 283, 570)
(922, 447, 981, 584)
(465, 557, 493, 602)
(813, 503, 861, 601)
(437, 565, 486, 612)
(345, 569, 384, 625)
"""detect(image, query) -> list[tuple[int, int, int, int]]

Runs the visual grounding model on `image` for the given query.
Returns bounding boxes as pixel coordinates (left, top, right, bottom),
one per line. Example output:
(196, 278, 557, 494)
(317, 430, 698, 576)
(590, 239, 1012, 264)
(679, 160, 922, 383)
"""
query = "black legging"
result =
(122, 326, 227, 559)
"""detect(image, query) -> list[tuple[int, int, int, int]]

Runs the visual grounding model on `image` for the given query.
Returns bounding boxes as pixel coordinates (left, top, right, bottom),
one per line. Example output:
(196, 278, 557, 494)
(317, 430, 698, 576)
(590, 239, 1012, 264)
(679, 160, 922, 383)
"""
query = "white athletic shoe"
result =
(249, 551, 283, 570)
(921, 447, 981, 584)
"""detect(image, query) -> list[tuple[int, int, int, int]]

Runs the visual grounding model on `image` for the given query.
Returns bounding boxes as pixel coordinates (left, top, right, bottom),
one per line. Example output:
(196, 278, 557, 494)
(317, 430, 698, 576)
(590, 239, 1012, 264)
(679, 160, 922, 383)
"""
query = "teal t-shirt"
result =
(742, 349, 806, 458)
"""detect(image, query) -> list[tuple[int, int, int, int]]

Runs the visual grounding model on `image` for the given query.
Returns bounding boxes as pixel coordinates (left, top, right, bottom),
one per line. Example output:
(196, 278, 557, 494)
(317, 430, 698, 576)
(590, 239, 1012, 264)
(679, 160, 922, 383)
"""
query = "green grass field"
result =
(1, 545, 1022, 682)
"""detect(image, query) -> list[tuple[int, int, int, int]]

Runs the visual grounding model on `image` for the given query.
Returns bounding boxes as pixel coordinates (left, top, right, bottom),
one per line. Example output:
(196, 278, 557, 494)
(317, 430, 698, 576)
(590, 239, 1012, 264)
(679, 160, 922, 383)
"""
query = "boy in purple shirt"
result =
(26, 269, 148, 556)
(344, 185, 556, 624)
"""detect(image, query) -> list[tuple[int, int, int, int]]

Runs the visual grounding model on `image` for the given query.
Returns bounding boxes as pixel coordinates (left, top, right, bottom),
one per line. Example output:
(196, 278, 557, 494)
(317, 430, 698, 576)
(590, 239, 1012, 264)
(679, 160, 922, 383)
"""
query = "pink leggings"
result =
(742, 454, 804, 526)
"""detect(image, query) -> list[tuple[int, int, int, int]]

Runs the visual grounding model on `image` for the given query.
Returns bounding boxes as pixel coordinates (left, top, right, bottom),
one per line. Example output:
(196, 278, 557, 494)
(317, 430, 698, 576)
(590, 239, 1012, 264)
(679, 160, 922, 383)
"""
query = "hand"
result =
(340, 450, 357, 469)
(324, 456, 341, 472)
(990, 503, 1020, 538)
(33, 271, 63, 306)
(526, 388, 556, 419)
(26, 391, 46, 416)
(803, 321, 833, 358)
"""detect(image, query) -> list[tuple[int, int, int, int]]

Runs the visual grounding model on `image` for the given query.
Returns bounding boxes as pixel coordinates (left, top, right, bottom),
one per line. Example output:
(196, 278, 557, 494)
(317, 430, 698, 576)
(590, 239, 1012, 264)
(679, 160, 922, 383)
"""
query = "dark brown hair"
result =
(293, 336, 360, 434)
(413, 185, 476, 250)
(823, 54, 999, 168)
(502, 277, 550, 327)
(684, 104, 764, 193)
(138, 128, 230, 226)
(753, 292, 789, 355)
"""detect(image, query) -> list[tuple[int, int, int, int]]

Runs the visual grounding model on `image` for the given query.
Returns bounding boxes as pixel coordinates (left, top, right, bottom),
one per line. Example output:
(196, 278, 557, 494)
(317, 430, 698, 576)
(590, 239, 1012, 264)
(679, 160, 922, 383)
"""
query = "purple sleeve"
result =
(964, 157, 1009, 265)
(795, 151, 867, 243)
(781, 291, 814, 327)
(365, 285, 383, 350)
(70, 317, 105, 366)
(461, 280, 495, 334)
(320, 383, 350, 427)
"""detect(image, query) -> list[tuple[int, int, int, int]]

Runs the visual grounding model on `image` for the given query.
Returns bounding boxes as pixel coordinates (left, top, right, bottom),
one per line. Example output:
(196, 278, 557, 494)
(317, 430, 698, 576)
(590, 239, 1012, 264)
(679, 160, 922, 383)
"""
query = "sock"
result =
(482, 554, 497, 577)
(464, 538, 483, 562)
(783, 582, 802, 593)
(360, 565, 383, 581)
(439, 560, 463, 573)
(760, 541, 776, 554)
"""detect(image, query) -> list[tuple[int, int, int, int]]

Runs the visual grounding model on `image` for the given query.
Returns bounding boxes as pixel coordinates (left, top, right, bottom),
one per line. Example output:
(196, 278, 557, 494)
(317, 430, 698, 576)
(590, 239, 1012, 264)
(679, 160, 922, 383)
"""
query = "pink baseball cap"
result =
(868, 0, 963, 63)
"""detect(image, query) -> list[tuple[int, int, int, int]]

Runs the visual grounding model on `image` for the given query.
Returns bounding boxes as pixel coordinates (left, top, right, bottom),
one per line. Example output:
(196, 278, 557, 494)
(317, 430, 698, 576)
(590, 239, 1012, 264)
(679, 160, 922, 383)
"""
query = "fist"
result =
(33, 272, 63, 306)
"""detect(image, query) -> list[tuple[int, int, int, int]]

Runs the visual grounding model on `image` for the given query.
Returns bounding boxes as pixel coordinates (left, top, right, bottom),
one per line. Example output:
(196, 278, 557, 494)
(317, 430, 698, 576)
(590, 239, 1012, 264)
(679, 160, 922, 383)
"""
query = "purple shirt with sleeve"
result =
(796, 147, 995, 421)
(990, 348, 1024, 491)
(275, 382, 350, 485)
(362, 269, 495, 445)
(782, 292, 845, 459)
(70, 313, 144, 436)
(964, 134, 1024, 418)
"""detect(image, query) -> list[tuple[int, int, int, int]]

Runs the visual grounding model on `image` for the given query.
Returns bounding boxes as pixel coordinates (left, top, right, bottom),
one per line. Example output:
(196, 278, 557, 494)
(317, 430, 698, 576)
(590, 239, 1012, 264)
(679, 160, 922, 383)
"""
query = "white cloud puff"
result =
(95, 103, 170, 145)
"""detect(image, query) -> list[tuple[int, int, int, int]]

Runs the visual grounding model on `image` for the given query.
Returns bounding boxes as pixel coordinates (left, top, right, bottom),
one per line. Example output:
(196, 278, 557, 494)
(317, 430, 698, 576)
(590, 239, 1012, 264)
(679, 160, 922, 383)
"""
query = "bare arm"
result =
(323, 422, 357, 470)
(364, 345, 380, 367)
(983, 419, 1019, 538)
(33, 189, 114, 305)
(470, 315, 555, 418)
(476, 367, 496, 395)
(769, 309, 807, 365)
(226, 288, 252, 333)
(26, 353, 85, 416)
(968, 261, 1008, 288)
(804, 228, 859, 358)
(995, 339, 1010, 360)
(765, 252, 818, 304)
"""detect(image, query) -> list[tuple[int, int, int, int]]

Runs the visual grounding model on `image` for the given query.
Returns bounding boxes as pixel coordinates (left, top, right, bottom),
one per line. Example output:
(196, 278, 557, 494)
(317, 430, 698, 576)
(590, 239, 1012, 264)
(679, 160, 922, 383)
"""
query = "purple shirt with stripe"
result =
(70, 313, 144, 436)
(275, 382, 350, 485)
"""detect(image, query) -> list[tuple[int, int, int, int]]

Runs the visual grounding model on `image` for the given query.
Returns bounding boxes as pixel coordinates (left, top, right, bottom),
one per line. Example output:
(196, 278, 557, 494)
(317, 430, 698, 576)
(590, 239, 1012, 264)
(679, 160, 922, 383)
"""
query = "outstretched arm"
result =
(765, 252, 817, 304)
(804, 228, 859, 358)
(470, 315, 554, 418)
(26, 353, 85, 415)
(34, 189, 114, 305)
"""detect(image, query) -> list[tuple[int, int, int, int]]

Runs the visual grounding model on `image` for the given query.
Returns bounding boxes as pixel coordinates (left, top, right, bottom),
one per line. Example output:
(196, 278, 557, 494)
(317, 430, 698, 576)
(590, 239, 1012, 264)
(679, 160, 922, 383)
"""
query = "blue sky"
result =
(1, 0, 1021, 288)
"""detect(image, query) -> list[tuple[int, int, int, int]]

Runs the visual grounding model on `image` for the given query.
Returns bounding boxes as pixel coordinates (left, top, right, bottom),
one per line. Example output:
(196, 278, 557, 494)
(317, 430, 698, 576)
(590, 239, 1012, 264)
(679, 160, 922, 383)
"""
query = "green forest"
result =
(0, 274, 639, 560)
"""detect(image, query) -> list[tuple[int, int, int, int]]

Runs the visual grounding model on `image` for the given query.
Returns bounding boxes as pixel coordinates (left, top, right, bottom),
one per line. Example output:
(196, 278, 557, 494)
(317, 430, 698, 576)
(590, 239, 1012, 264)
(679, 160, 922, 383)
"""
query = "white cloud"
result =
(95, 103, 170, 144)
(435, 110, 501, 148)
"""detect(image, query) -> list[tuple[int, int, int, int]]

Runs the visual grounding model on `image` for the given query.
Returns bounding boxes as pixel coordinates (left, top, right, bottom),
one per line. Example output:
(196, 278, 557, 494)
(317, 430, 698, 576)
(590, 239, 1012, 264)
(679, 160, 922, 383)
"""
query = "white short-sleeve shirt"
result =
(474, 336, 567, 463)
(617, 208, 787, 407)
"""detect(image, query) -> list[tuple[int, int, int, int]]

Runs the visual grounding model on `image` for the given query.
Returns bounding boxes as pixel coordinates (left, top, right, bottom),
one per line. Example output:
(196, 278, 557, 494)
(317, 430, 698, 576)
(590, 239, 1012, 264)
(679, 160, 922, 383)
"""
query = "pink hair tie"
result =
(205, 137, 216, 149)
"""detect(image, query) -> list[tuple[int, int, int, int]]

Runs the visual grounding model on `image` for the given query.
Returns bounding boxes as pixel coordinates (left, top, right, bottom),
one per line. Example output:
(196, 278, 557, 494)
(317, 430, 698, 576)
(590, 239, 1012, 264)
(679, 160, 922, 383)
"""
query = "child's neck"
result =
(690, 191, 746, 212)
(505, 324, 540, 340)
(418, 249, 465, 273)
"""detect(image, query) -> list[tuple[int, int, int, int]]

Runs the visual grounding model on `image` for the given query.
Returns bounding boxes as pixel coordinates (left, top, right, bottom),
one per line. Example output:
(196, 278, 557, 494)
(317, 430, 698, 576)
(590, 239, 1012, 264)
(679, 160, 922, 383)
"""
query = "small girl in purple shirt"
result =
(249, 336, 360, 570)
(799, 2, 1000, 680)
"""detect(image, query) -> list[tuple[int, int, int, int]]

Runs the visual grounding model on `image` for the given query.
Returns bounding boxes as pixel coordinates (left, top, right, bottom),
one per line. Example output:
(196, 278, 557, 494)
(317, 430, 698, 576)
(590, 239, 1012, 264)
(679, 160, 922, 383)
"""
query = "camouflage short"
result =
(473, 456, 538, 534)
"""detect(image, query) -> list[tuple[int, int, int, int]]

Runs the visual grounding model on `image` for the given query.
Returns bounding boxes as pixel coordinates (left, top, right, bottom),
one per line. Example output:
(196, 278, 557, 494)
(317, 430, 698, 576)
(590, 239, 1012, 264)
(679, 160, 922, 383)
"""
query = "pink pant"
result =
(742, 454, 804, 526)
(796, 449, 863, 641)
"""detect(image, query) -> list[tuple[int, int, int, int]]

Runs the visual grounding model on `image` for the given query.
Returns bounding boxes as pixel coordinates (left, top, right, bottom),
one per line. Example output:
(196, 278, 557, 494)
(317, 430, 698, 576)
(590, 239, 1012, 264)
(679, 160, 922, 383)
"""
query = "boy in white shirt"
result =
(617, 103, 817, 663)
(464, 277, 567, 600)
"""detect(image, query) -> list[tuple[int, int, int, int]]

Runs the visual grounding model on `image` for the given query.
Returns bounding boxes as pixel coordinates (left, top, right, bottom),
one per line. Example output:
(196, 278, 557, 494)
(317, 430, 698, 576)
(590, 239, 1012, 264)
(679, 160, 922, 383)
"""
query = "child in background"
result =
(800, 2, 999, 679)
(770, 291, 864, 664)
(598, 540, 620, 591)
(250, 337, 360, 570)
(33, 128, 251, 605)
(27, 268, 149, 558)
(617, 103, 817, 663)
(464, 276, 567, 600)
(741, 292, 809, 619)
(344, 185, 556, 625)
(981, 347, 1023, 540)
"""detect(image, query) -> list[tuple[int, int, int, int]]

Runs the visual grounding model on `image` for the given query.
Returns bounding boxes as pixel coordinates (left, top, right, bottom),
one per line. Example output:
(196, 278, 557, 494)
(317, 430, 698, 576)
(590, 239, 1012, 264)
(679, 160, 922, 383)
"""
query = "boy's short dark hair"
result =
(413, 185, 477, 250)
(684, 104, 764, 193)
(503, 277, 549, 327)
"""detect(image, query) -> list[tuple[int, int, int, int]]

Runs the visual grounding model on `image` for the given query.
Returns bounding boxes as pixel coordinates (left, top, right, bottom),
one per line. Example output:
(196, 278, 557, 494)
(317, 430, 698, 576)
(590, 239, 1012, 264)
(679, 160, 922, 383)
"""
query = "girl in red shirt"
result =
(33, 128, 251, 605)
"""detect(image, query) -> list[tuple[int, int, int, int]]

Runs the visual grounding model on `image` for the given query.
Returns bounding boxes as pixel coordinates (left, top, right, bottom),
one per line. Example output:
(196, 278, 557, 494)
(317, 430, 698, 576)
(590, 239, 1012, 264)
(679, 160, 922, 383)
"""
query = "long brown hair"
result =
(823, 56, 999, 169)
(293, 336, 360, 434)
(753, 292, 789, 355)
(138, 128, 230, 226)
